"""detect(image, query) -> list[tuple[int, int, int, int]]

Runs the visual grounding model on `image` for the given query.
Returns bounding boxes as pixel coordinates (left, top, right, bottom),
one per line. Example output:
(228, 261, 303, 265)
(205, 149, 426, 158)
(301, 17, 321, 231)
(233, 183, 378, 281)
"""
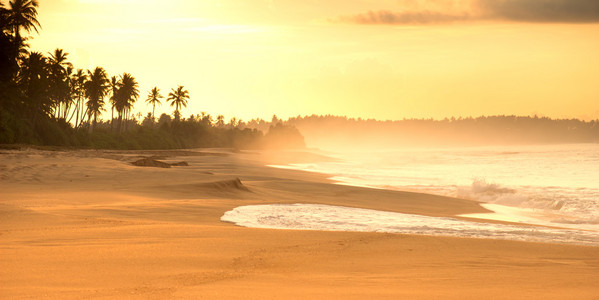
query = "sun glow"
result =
(27, 0, 599, 122)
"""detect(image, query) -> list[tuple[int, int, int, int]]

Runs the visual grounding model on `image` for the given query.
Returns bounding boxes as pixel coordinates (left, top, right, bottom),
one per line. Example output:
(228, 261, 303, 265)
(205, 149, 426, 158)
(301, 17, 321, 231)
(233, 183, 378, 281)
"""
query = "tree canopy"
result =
(0, 0, 304, 150)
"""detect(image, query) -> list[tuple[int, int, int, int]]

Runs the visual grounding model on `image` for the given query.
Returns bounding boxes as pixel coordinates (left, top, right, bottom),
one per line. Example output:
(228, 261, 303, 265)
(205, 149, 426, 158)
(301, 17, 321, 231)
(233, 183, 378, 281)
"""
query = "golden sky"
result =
(30, 0, 599, 121)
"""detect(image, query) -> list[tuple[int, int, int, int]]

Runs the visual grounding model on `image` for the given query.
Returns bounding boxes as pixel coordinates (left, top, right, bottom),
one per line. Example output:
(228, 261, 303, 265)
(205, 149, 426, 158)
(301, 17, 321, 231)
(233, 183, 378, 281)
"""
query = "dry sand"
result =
(1, 148, 598, 299)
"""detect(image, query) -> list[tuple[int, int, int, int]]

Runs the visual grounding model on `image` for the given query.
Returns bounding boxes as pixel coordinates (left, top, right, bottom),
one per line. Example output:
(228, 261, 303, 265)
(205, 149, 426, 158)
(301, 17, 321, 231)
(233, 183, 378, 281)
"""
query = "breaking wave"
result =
(269, 144, 599, 230)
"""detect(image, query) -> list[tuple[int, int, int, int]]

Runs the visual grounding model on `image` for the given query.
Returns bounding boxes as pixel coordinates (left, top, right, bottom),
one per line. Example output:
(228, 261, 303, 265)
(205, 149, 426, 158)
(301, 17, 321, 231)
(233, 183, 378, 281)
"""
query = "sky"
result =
(28, 0, 599, 122)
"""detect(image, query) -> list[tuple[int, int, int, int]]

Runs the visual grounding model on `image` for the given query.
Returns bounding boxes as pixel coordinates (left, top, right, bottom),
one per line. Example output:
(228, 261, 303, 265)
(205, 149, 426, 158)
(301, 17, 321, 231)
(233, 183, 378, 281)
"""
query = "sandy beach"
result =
(1, 148, 598, 299)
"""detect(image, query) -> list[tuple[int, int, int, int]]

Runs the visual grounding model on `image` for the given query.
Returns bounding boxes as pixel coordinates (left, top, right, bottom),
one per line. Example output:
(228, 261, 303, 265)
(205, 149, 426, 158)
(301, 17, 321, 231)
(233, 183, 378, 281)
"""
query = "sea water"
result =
(223, 144, 599, 245)
(221, 204, 599, 246)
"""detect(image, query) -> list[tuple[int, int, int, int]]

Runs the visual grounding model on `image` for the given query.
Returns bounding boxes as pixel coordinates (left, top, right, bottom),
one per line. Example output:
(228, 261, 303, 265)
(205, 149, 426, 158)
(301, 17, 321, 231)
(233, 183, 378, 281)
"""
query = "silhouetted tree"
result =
(0, 3, 18, 84)
(200, 112, 213, 126)
(84, 67, 109, 132)
(167, 85, 189, 121)
(70, 68, 86, 127)
(47, 48, 72, 119)
(108, 75, 118, 130)
(229, 117, 239, 129)
(0, 0, 283, 149)
(215, 115, 225, 127)
(145, 87, 162, 122)
(18, 51, 50, 124)
(115, 73, 139, 132)
(6, 0, 39, 49)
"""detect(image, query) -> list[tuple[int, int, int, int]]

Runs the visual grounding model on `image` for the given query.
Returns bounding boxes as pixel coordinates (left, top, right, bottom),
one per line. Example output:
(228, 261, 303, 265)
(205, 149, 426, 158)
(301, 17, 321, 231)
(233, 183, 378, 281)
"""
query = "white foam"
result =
(268, 145, 599, 231)
(222, 204, 599, 246)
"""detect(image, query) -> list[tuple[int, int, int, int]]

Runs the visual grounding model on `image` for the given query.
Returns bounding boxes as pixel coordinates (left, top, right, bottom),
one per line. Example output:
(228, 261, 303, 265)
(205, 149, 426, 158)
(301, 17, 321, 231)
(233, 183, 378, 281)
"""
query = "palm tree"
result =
(70, 69, 87, 128)
(215, 115, 225, 127)
(18, 51, 50, 122)
(0, 4, 19, 83)
(48, 48, 71, 76)
(115, 72, 138, 132)
(47, 48, 72, 119)
(229, 117, 238, 129)
(63, 65, 74, 119)
(84, 67, 109, 132)
(7, 0, 40, 43)
(109, 75, 119, 130)
(145, 87, 162, 122)
(200, 112, 212, 126)
(167, 85, 189, 121)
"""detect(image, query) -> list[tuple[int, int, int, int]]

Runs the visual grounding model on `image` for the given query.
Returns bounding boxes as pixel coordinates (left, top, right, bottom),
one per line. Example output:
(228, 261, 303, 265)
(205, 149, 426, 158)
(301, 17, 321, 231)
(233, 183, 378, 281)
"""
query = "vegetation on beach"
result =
(257, 115, 599, 147)
(0, 0, 304, 149)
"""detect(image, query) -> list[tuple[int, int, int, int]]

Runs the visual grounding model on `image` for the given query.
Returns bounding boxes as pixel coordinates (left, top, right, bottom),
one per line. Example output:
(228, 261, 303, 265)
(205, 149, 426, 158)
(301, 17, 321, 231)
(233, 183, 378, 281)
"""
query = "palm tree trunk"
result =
(125, 108, 129, 131)
(111, 106, 114, 132)
(77, 102, 82, 128)
(77, 100, 83, 128)
(117, 110, 122, 134)
(72, 97, 80, 125)
(80, 107, 89, 129)
(67, 102, 77, 123)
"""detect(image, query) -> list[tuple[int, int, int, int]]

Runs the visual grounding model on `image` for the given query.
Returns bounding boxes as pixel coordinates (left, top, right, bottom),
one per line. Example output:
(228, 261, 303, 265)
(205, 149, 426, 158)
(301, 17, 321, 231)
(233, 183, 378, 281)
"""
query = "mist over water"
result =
(266, 144, 599, 239)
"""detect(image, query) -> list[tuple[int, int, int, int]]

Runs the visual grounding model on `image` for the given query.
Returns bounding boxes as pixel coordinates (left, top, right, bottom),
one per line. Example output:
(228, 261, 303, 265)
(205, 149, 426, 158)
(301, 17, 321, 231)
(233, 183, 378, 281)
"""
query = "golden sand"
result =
(1, 148, 598, 299)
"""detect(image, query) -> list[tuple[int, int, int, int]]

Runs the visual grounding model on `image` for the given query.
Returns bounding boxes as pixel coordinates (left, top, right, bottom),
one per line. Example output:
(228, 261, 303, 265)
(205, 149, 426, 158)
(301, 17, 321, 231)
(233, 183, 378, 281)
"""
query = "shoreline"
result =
(268, 148, 599, 234)
(1, 148, 598, 298)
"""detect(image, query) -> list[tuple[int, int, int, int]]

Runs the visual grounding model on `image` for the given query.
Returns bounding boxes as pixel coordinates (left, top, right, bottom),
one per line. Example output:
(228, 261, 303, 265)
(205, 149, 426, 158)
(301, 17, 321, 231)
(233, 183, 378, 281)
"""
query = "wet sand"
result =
(1, 148, 598, 299)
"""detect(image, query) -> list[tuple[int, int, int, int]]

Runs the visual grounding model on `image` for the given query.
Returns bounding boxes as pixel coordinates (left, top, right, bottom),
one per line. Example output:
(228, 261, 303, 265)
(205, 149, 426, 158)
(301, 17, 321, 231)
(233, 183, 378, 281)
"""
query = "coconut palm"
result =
(145, 87, 162, 122)
(70, 69, 87, 127)
(47, 48, 71, 77)
(215, 115, 225, 127)
(0, 4, 18, 82)
(115, 72, 138, 132)
(63, 65, 74, 119)
(167, 85, 189, 121)
(18, 51, 50, 120)
(7, 0, 40, 43)
(108, 75, 118, 130)
(47, 48, 72, 119)
(84, 67, 109, 131)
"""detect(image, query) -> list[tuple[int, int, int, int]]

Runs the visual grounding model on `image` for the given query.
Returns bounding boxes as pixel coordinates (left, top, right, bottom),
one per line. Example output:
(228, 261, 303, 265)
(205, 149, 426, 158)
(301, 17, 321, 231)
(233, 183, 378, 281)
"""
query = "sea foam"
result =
(222, 204, 599, 246)
(269, 144, 599, 231)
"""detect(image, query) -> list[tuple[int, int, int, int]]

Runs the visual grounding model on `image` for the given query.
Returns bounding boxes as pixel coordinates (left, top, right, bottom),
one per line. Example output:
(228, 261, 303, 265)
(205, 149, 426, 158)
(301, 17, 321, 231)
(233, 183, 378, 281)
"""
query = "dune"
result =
(131, 157, 173, 168)
(0, 148, 598, 299)
(197, 178, 251, 192)
(131, 157, 190, 168)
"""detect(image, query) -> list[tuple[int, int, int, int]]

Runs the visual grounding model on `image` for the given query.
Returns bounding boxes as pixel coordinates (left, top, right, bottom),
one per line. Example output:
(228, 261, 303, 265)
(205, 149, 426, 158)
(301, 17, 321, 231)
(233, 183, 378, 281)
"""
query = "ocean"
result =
(223, 144, 599, 246)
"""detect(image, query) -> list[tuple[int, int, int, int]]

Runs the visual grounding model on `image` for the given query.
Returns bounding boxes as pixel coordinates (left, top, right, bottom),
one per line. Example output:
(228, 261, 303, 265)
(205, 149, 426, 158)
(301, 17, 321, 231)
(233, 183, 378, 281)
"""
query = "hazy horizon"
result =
(29, 0, 599, 122)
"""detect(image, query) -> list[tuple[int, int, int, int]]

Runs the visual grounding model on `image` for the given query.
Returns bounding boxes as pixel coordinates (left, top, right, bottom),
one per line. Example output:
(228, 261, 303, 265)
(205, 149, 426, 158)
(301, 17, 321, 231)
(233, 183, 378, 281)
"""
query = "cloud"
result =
(335, 0, 599, 25)
(336, 10, 472, 25)
(479, 0, 599, 23)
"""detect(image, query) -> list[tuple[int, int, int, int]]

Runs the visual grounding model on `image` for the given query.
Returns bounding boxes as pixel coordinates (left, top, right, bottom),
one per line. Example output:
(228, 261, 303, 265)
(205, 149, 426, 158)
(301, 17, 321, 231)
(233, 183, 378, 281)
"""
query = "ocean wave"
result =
(455, 178, 599, 228)
(269, 145, 599, 232)
(222, 204, 599, 246)
(551, 217, 599, 225)
(460, 179, 565, 209)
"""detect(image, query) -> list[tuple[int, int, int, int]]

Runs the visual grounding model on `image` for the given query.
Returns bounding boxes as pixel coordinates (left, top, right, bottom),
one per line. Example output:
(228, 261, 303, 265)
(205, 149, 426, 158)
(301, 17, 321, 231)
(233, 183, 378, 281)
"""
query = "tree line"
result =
(242, 114, 599, 148)
(0, 0, 305, 149)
